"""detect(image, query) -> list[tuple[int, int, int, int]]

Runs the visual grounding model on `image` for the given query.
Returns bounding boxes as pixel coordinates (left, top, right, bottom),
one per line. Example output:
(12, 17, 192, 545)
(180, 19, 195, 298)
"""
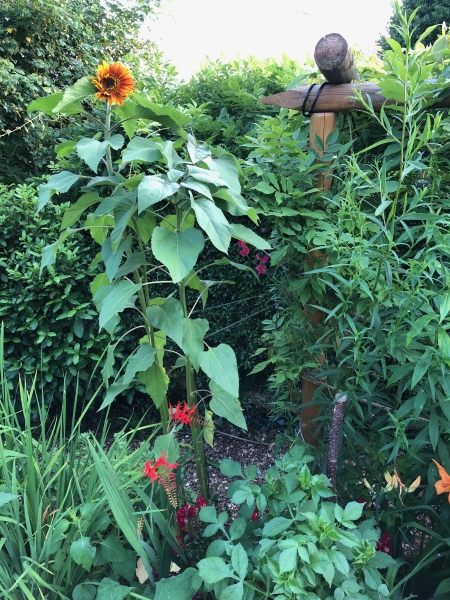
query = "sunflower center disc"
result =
(103, 76, 118, 90)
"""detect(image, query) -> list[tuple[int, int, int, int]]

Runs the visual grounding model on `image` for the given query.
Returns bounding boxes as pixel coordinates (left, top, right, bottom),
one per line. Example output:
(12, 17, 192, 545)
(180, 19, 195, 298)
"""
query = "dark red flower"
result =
(250, 510, 260, 521)
(256, 264, 267, 275)
(196, 495, 208, 508)
(376, 532, 393, 555)
(356, 497, 368, 508)
(187, 505, 197, 519)
(256, 253, 269, 263)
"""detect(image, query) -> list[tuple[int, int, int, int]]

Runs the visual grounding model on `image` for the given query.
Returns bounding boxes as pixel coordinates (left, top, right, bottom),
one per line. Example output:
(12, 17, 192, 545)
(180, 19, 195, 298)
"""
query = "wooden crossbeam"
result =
(259, 82, 450, 113)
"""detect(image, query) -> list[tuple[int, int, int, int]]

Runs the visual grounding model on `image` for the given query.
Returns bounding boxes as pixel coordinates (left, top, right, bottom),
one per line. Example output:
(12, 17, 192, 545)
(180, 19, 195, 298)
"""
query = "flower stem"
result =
(104, 104, 114, 177)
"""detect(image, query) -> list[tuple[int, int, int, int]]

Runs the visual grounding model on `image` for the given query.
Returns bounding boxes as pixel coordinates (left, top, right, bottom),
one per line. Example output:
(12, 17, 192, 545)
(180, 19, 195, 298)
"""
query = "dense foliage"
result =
(0, 0, 162, 182)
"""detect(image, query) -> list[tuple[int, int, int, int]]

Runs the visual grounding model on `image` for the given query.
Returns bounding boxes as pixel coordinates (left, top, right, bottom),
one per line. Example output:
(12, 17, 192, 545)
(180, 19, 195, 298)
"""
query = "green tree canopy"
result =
(380, 0, 450, 48)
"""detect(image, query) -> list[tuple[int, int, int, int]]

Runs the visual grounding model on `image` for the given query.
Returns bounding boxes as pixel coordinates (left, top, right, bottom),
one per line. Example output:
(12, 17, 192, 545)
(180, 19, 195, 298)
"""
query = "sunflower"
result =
(91, 61, 135, 106)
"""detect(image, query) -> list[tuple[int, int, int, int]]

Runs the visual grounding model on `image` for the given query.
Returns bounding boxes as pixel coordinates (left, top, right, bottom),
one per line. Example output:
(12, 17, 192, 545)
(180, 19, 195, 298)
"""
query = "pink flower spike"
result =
(239, 245, 250, 256)
(256, 254, 269, 263)
(256, 264, 267, 275)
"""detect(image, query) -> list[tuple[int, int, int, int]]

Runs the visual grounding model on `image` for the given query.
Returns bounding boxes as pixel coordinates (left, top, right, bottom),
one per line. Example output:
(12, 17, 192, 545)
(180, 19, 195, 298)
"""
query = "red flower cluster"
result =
(169, 402, 197, 426)
(376, 532, 393, 555)
(143, 452, 178, 507)
(356, 497, 368, 508)
(256, 253, 269, 275)
(176, 495, 208, 532)
(238, 240, 250, 256)
(250, 510, 260, 521)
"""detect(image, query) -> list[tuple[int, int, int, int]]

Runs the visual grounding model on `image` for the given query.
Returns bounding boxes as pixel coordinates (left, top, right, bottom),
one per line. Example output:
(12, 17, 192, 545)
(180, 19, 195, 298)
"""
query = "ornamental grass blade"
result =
(88, 440, 140, 554)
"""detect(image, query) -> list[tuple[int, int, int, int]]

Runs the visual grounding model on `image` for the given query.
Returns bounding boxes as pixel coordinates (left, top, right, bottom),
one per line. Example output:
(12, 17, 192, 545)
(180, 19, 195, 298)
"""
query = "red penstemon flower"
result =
(256, 254, 269, 263)
(255, 264, 267, 275)
(143, 452, 178, 507)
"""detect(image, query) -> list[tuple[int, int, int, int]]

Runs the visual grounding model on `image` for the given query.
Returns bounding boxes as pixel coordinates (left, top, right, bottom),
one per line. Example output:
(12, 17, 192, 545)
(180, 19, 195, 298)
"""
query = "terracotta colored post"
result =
(301, 112, 336, 446)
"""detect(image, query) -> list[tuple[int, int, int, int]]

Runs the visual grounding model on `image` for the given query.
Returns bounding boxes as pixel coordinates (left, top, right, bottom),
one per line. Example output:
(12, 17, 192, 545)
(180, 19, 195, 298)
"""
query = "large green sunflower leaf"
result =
(76, 135, 124, 173)
(38, 171, 81, 212)
(209, 381, 246, 430)
(151, 226, 205, 283)
(53, 76, 97, 114)
(122, 137, 162, 163)
(191, 196, 232, 253)
(198, 344, 239, 398)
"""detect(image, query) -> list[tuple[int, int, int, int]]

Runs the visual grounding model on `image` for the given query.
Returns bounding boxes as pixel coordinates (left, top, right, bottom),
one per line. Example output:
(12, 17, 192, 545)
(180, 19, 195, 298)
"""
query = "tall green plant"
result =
(33, 62, 269, 499)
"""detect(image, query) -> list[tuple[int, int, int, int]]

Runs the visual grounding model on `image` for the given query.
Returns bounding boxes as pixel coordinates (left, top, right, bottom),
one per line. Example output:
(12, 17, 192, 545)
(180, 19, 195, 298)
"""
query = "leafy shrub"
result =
(165, 444, 395, 599)
(0, 182, 113, 404)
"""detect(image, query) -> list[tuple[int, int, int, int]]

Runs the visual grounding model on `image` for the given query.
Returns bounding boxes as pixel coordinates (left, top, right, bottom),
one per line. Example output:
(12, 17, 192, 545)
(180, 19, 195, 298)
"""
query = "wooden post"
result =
(314, 33, 359, 84)
(301, 112, 336, 446)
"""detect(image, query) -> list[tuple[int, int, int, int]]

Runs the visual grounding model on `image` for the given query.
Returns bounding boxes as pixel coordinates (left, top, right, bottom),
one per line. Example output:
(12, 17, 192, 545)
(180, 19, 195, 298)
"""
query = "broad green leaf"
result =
(182, 178, 214, 200)
(231, 544, 248, 580)
(155, 568, 202, 600)
(262, 517, 293, 537)
(342, 501, 364, 523)
(61, 192, 100, 229)
(72, 583, 96, 600)
(100, 535, 128, 562)
(436, 578, 450, 597)
(40, 230, 73, 273)
(219, 458, 244, 478)
(199, 506, 218, 524)
(76, 135, 124, 173)
(187, 133, 211, 164)
(98, 280, 141, 330)
(152, 226, 205, 283)
(204, 154, 241, 192)
(255, 181, 275, 194)
(132, 213, 156, 244)
(191, 196, 232, 252)
(185, 271, 209, 308)
(310, 550, 335, 585)
(98, 378, 130, 410)
(220, 582, 244, 600)
(187, 165, 228, 187)
(232, 224, 271, 250)
(368, 551, 396, 569)
(114, 252, 147, 279)
(28, 92, 65, 115)
(123, 343, 157, 385)
(122, 137, 162, 163)
(139, 362, 169, 408)
(56, 140, 77, 158)
(199, 344, 239, 397)
(279, 546, 298, 573)
(110, 198, 137, 250)
(138, 176, 179, 212)
(433, 34, 447, 60)
(133, 95, 191, 136)
(197, 556, 234, 584)
(377, 78, 405, 103)
(38, 171, 80, 211)
(209, 381, 246, 430)
(153, 432, 180, 464)
(102, 235, 132, 281)
(440, 293, 450, 322)
(229, 518, 246, 542)
(146, 297, 184, 348)
(96, 578, 132, 600)
(182, 318, 209, 370)
(70, 537, 96, 571)
(53, 76, 97, 113)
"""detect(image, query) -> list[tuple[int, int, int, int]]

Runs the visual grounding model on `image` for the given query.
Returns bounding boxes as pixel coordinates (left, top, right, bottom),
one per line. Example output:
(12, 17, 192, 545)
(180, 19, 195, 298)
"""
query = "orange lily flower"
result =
(432, 459, 450, 503)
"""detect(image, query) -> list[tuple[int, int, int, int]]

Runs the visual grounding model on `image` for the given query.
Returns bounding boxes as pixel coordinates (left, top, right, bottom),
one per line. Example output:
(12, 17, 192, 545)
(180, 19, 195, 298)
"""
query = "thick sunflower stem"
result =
(104, 104, 114, 177)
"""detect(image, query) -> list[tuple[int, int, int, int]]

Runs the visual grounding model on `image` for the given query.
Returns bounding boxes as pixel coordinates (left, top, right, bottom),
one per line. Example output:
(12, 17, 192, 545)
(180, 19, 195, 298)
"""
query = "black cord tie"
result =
(302, 82, 330, 117)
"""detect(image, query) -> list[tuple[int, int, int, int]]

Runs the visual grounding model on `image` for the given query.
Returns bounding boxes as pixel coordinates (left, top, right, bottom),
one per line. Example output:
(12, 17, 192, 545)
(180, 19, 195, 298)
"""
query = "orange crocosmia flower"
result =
(91, 61, 135, 106)
(432, 459, 450, 503)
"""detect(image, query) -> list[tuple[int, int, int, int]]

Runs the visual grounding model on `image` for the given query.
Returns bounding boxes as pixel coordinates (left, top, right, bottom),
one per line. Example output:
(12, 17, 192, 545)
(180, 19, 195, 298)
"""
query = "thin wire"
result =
(205, 308, 268, 339)
(191, 292, 271, 315)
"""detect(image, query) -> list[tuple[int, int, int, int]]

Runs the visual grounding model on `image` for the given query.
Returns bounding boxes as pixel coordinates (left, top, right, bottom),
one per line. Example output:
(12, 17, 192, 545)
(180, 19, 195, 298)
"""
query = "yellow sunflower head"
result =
(91, 61, 136, 106)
